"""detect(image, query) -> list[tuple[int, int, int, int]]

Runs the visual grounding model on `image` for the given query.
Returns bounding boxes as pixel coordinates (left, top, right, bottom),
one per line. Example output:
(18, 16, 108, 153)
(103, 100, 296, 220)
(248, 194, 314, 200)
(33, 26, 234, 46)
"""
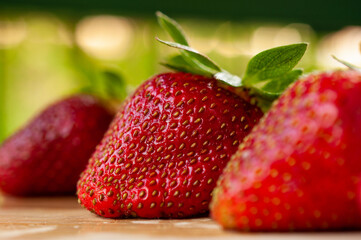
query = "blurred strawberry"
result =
(211, 70, 361, 231)
(0, 94, 114, 196)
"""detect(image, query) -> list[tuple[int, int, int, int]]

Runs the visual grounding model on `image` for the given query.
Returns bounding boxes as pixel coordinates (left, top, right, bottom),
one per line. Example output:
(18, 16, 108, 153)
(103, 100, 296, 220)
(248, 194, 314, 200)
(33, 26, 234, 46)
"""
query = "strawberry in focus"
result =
(0, 95, 114, 196)
(77, 73, 262, 218)
(211, 70, 361, 231)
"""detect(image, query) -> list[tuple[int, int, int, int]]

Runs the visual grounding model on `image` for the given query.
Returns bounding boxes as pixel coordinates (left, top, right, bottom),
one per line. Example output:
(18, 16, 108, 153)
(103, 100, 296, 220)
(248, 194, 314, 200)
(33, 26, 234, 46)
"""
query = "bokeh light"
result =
(75, 15, 134, 60)
(249, 26, 302, 55)
(0, 18, 27, 48)
(317, 26, 361, 69)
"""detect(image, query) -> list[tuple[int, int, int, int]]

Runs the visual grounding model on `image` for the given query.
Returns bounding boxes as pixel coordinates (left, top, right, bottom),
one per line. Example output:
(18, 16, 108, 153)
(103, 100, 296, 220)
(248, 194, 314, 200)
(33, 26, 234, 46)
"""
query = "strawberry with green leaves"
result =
(77, 12, 307, 218)
(211, 70, 361, 231)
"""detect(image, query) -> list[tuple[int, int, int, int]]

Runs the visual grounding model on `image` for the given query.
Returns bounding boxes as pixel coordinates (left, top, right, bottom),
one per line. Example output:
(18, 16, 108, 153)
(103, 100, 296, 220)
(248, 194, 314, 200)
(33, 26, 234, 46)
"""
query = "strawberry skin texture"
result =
(211, 70, 361, 231)
(77, 72, 262, 218)
(0, 95, 114, 196)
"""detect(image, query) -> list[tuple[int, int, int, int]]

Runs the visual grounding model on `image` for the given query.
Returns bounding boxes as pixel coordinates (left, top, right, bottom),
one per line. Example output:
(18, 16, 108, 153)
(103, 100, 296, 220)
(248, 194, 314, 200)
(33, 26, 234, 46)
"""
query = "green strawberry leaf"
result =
(156, 38, 221, 74)
(156, 11, 189, 46)
(156, 12, 223, 77)
(71, 46, 127, 101)
(161, 54, 208, 76)
(101, 70, 127, 100)
(332, 55, 361, 72)
(161, 53, 242, 87)
(243, 43, 307, 86)
(252, 69, 303, 100)
(156, 12, 245, 87)
(162, 54, 243, 86)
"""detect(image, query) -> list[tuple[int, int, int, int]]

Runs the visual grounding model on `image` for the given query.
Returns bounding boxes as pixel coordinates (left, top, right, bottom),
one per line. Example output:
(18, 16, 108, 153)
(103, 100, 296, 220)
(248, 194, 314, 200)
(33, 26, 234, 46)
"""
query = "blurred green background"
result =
(0, 0, 360, 143)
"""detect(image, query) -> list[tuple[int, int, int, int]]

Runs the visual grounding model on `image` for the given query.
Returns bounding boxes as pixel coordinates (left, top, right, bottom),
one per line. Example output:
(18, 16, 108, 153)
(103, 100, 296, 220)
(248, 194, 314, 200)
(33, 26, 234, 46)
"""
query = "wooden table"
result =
(0, 195, 360, 240)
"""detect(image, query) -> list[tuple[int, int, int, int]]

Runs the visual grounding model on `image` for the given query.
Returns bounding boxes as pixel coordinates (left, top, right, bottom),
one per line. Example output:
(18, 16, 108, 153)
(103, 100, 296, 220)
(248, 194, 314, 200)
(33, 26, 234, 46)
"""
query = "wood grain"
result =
(0, 195, 360, 240)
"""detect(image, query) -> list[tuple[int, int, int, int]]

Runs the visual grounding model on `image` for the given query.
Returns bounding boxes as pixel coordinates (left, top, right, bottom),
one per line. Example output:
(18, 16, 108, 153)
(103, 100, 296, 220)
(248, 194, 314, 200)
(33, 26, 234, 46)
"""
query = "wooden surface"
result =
(0, 195, 361, 240)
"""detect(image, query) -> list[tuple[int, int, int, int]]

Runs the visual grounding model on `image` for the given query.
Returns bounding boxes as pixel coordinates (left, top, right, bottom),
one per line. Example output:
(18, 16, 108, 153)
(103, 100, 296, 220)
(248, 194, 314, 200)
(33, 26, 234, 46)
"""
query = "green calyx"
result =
(79, 67, 127, 102)
(156, 11, 308, 111)
(72, 47, 127, 102)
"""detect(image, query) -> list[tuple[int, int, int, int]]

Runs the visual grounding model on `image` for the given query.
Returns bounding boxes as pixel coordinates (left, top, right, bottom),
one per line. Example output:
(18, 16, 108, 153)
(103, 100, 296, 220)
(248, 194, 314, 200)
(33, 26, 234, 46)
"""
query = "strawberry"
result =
(0, 94, 114, 196)
(77, 72, 262, 218)
(358, 181, 361, 216)
(77, 12, 307, 218)
(211, 70, 361, 231)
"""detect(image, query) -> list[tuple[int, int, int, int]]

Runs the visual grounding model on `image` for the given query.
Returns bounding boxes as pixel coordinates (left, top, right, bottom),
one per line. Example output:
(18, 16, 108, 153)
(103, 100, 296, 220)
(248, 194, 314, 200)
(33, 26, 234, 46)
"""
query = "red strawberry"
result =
(358, 173, 361, 215)
(77, 72, 263, 218)
(211, 70, 361, 231)
(0, 94, 114, 196)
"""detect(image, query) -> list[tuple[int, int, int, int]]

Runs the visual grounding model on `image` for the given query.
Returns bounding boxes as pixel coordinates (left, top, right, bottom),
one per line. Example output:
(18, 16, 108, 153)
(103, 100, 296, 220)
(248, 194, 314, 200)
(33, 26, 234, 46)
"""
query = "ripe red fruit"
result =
(211, 70, 361, 231)
(0, 95, 114, 196)
(77, 72, 262, 218)
(359, 181, 361, 215)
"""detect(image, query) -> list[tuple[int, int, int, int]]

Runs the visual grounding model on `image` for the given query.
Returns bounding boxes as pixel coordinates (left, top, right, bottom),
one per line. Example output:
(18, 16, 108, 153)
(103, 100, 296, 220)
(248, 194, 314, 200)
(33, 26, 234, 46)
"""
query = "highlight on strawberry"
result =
(211, 68, 361, 231)
(76, 12, 307, 219)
